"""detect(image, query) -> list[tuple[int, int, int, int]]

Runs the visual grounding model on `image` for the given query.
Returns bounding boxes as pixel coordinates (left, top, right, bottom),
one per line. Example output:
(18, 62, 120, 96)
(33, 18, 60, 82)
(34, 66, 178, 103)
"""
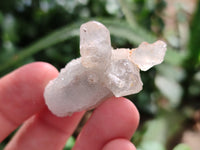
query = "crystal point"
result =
(130, 40, 167, 71)
(80, 21, 112, 70)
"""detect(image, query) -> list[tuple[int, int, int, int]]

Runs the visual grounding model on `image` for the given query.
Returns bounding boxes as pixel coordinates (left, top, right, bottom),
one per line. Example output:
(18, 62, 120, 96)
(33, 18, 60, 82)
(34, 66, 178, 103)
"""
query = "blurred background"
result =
(0, 0, 200, 150)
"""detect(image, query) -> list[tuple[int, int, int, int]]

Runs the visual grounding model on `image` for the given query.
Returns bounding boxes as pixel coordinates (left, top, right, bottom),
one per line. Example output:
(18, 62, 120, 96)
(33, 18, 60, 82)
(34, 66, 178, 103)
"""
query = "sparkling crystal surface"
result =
(44, 21, 167, 117)
(44, 59, 112, 117)
(105, 59, 143, 97)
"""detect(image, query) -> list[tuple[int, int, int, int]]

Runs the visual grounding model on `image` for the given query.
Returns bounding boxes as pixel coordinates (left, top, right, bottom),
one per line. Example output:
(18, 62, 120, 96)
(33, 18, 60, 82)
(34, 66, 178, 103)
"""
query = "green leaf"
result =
(164, 47, 186, 66)
(138, 141, 166, 150)
(0, 22, 81, 73)
(136, 112, 186, 149)
(155, 75, 183, 108)
(0, 144, 5, 150)
(118, 0, 137, 27)
(103, 19, 156, 44)
(141, 118, 167, 145)
(187, 0, 200, 68)
(64, 136, 75, 150)
(136, 118, 167, 150)
(173, 143, 191, 150)
(156, 64, 186, 82)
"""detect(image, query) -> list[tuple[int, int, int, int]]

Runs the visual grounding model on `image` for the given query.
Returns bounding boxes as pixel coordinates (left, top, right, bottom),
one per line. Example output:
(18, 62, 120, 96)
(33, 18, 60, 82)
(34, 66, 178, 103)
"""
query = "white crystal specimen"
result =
(44, 21, 167, 117)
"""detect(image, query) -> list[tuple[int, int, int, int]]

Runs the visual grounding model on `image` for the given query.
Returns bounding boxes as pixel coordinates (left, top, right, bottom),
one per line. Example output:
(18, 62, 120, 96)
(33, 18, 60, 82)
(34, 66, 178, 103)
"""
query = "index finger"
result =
(0, 62, 58, 142)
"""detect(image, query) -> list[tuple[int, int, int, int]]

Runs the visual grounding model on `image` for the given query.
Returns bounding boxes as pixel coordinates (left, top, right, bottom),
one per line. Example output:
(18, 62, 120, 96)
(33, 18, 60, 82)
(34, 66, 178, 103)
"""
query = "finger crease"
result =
(0, 110, 19, 127)
(37, 117, 71, 136)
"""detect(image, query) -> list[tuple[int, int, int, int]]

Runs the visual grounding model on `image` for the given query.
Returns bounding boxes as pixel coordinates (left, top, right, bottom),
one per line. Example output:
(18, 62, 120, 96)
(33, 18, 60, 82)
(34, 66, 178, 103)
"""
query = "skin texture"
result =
(102, 139, 136, 150)
(0, 62, 139, 150)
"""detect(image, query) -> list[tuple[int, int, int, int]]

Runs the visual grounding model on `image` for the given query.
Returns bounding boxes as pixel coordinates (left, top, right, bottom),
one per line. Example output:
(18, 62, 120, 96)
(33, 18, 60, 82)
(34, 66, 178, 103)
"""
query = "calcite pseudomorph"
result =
(44, 21, 167, 117)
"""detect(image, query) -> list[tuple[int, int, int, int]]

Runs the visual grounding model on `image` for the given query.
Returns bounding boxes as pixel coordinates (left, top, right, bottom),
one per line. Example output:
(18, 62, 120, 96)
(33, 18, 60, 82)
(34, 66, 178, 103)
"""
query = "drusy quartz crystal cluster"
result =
(44, 21, 167, 117)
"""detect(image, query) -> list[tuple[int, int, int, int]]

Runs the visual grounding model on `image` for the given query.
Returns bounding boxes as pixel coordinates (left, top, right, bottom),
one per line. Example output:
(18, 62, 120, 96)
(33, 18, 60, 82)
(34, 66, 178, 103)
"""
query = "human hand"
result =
(0, 62, 139, 150)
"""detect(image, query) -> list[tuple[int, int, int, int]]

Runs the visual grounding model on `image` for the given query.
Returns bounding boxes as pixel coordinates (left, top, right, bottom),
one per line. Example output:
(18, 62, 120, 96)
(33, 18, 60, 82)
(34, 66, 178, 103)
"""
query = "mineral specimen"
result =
(44, 21, 167, 117)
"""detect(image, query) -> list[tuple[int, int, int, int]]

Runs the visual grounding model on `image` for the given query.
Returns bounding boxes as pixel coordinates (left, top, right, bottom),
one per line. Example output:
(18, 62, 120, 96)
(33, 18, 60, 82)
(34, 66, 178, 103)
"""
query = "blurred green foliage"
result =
(188, 0, 200, 68)
(0, 0, 200, 150)
(173, 143, 191, 150)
